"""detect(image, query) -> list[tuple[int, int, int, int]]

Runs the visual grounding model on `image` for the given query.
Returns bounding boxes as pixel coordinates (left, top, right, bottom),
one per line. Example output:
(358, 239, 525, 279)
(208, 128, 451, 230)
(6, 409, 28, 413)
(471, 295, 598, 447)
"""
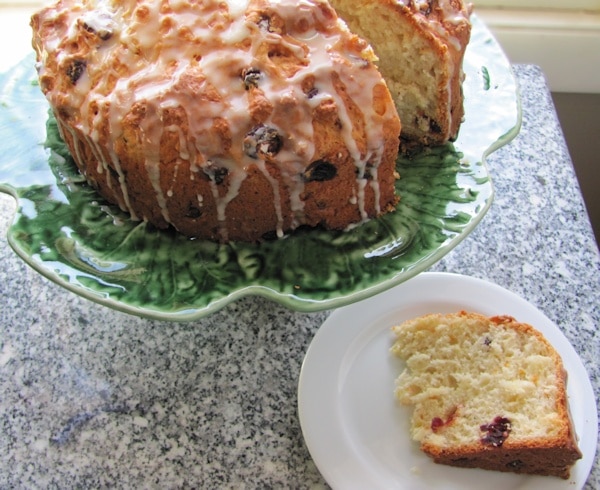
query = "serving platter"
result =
(0, 15, 520, 321)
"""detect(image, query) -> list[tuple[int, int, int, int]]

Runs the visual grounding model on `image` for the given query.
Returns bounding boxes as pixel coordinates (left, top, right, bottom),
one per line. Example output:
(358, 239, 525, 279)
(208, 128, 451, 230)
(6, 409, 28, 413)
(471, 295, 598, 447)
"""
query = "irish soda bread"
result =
(391, 311, 582, 479)
(31, 0, 401, 242)
(330, 0, 472, 145)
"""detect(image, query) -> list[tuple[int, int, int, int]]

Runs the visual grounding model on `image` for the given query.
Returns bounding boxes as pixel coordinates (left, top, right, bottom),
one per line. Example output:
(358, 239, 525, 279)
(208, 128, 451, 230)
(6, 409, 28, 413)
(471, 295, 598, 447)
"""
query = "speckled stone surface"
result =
(0, 65, 598, 489)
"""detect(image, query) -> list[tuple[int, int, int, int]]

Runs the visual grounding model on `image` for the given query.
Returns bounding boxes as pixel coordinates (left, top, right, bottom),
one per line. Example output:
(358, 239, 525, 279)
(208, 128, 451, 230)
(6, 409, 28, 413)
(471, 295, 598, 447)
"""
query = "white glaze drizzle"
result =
(34, 0, 396, 238)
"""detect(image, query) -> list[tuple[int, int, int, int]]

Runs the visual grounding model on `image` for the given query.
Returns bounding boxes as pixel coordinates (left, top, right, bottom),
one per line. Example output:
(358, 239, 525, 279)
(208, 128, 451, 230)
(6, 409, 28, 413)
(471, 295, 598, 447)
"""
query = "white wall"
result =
(477, 8, 600, 94)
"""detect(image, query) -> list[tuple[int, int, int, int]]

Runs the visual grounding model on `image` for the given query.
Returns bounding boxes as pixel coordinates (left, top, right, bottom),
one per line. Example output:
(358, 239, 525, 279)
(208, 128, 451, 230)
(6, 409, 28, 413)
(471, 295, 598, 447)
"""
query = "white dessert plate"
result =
(298, 272, 597, 490)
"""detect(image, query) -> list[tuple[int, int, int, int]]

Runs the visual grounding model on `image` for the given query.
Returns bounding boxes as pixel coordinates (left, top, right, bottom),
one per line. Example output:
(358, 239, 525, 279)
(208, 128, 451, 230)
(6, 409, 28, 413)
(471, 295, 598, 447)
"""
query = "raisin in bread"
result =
(329, 0, 472, 146)
(31, 0, 401, 242)
(391, 311, 582, 479)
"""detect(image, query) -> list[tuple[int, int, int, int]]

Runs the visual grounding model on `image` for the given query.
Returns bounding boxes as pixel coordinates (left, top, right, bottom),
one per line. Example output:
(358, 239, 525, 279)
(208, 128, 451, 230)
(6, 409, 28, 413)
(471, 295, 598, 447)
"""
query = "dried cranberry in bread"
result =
(329, 0, 472, 145)
(391, 311, 582, 479)
(31, 0, 400, 242)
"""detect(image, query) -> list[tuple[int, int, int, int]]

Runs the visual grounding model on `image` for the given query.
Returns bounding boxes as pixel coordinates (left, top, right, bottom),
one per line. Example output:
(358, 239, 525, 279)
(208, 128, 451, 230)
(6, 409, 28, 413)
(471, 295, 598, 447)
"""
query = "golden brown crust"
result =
(425, 443, 583, 479)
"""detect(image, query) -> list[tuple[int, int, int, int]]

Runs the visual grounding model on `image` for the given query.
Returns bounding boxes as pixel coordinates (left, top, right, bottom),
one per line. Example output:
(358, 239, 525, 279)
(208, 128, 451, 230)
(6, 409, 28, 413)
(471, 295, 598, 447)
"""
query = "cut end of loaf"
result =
(329, 0, 472, 146)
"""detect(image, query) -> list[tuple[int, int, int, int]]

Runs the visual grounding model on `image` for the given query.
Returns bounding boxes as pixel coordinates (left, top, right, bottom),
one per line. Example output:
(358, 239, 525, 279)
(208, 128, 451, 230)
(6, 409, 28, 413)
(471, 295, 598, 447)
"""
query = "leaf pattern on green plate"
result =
(0, 15, 521, 320)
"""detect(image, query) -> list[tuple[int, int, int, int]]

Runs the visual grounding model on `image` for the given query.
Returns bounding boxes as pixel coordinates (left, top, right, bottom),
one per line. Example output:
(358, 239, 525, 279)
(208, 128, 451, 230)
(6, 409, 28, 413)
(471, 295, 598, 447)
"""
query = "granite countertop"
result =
(1, 64, 598, 489)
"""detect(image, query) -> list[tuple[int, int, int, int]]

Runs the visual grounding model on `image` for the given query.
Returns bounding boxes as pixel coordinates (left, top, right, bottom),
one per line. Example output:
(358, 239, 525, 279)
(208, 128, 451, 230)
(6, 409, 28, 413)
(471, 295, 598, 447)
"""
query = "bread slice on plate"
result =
(391, 311, 582, 479)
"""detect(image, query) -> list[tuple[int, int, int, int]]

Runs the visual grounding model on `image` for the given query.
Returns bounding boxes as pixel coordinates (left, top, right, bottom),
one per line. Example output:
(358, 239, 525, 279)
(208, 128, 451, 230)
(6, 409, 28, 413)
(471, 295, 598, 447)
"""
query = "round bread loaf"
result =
(31, 0, 401, 242)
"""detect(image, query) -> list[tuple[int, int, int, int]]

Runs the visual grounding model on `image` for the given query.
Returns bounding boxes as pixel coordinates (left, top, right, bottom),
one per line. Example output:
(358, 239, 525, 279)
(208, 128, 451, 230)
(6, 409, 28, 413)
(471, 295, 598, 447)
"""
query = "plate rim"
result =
(297, 272, 598, 490)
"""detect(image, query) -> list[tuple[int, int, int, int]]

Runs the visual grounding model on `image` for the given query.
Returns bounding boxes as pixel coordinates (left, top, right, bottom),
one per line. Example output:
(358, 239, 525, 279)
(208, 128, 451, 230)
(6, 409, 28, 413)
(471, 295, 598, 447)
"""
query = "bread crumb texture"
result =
(391, 310, 582, 479)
